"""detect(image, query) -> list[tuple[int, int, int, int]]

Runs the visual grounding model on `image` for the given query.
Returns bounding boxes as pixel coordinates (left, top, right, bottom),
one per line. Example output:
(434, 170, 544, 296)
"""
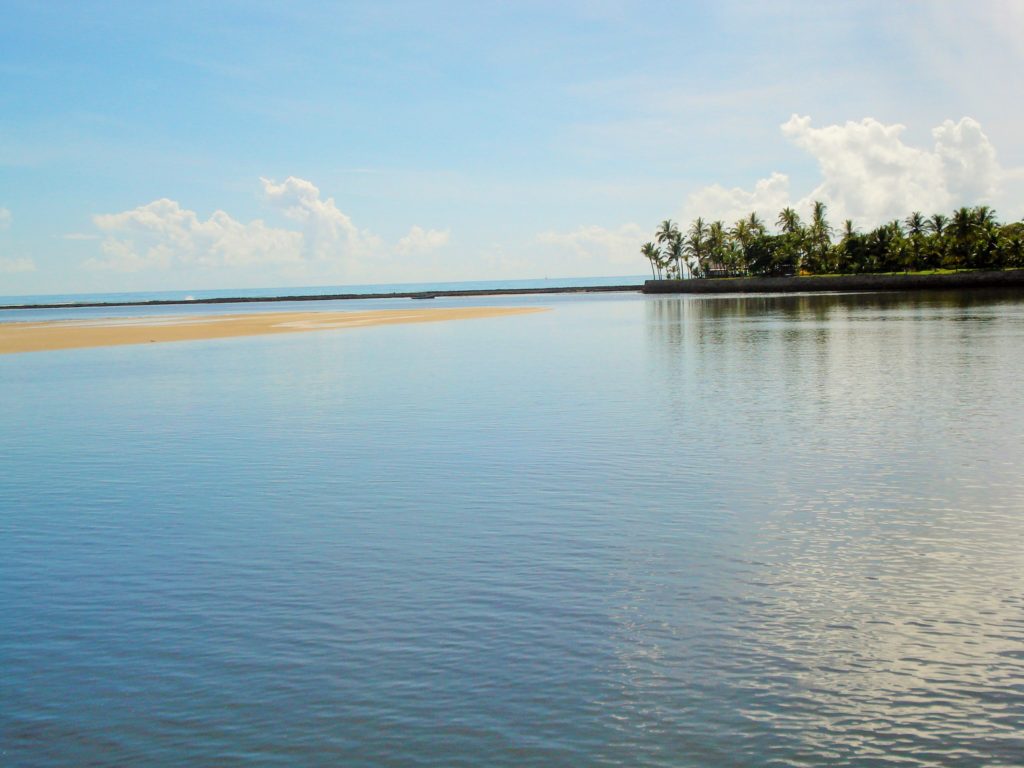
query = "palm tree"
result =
(927, 213, 949, 269)
(685, 217, 709, 278)
(972, 206, 1000, 268)
(836, 219, 861, 273)
(707, 220, 728, 275)
(776, 207, 803, 274)
(747, 211, 766, 236)
(928, 213, 948, 237)
(655, 219, 683, 278)
(777, 207, 802, 235)
(808, 201, 833, 273)
(950, 206, 976, 269)
(641, 242, 661, 279)
(904, 211, 926, 272)
(730, 218, 754, 275)
(667, 232, 685, 278)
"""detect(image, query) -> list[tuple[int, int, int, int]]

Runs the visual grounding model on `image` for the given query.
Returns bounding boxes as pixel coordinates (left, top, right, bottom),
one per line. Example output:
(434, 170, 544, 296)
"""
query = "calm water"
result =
(0, 275, 646, 308)
(2, 290, 1023, 767)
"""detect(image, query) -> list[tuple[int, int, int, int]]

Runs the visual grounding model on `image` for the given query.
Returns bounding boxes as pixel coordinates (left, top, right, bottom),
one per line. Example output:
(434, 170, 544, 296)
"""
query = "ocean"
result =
(2, 287, 1023, 766)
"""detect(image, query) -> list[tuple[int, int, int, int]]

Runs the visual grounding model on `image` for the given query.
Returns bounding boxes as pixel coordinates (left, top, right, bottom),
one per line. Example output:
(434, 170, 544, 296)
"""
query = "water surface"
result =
(2, 290, 1023, 766)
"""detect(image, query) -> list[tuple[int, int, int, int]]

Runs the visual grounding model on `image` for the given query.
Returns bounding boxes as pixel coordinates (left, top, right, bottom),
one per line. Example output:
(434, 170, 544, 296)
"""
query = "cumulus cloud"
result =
(0, 256, 35, 273)
(260, 176, 382, 260)
(86, 198, 303, 272)
(682, 115, 1023, 229)
(681, 172, 791, 227)
(84, 177, 450, 278)
(395, 225, 450, 255)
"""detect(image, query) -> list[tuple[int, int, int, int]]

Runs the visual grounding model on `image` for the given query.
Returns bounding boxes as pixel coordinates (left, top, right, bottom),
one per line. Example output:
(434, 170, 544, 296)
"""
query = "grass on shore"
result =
(804, 268, 964, 278)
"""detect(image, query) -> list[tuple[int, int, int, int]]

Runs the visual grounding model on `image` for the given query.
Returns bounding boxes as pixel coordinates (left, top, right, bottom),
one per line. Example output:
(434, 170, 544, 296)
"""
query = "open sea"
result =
(2, 286, 1024, 766)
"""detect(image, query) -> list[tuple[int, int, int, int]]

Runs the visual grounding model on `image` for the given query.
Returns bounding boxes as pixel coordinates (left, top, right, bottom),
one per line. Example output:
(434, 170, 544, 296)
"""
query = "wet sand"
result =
(0, 306, 546, 355)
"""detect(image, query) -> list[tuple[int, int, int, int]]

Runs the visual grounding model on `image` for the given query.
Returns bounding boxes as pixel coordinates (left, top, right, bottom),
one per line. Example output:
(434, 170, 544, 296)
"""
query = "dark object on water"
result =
(411, 293, 437, 300)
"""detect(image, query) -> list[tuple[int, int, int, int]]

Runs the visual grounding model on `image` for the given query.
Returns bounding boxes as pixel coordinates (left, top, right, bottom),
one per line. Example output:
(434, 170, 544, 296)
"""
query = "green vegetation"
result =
(641, 204, 1024, 279)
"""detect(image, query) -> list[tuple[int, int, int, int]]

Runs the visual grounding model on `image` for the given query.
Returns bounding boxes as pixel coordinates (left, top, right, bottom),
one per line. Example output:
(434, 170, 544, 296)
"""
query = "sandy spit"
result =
(0, 306, 546, 355)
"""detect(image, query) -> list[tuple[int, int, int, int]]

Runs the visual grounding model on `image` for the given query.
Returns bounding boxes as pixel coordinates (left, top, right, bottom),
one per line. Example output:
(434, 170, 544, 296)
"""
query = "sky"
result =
(1, 0, 1023, 296)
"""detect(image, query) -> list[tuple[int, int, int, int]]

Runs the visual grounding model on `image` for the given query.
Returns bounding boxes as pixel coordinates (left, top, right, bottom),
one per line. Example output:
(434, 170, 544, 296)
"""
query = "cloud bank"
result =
(85, 177, 449, 279)
(683, 115, 1023, 227)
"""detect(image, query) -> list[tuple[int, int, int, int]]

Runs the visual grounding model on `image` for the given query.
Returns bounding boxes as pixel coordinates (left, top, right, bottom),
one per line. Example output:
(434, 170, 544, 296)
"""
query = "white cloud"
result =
(681, 172, 791, 226)
(681, 115, 1023, 229)
(260, 176, 382, 260)
(783, 115, 950, 224)
(0, 207, 10, 230)
(82, 178, 452, 282)
(0, 256, 35, 274)
(395, 225, 450, 256)
(86, 198, 303, 272)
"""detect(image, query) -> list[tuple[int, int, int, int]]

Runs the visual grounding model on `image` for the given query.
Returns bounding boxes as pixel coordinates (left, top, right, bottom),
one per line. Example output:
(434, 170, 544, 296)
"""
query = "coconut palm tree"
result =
(927, 213, 949, 269)
(904, 211, 927, 272)
(685, 217, 709, 278)
(950, 206, 976, 269)
(775, 207, 803, 274)
(808, 201, 833, 273)
(747, 211, 766, 236)
(706, 221, 729, 275)
(730, 217, 755, 275)
(972, 206, 1000, 268)
(777, 207, 802, 235)
(655, 219, 683, 278)
(641, 241, 661, 279)
(836, 219, 862, 273)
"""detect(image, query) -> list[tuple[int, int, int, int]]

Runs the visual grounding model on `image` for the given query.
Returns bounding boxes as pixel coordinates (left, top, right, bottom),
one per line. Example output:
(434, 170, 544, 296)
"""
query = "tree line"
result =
(642, 204, 1024, 279)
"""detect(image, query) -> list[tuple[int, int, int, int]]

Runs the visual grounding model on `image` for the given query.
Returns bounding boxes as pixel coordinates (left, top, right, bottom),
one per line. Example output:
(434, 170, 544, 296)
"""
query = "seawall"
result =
(642, 270, 1024, 294)
(0, 284, 644, 312)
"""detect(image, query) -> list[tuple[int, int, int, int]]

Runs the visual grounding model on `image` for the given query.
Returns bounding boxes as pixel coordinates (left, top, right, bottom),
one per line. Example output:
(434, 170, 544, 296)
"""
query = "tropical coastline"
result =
(0, 306, 545, 354)
(643, 268, 1024, 294)
(641, 206, 1024, 280)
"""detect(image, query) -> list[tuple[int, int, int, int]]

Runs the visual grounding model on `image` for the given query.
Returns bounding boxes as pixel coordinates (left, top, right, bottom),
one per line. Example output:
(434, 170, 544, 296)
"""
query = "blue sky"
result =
(2, 0, 1022, 295)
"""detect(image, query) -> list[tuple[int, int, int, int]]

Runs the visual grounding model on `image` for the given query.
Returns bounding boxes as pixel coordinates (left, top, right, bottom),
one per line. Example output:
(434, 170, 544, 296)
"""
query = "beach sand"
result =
(0, 306, 546, 355)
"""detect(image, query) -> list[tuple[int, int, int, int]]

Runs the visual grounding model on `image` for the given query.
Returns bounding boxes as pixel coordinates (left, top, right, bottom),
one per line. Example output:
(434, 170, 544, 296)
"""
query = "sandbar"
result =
(0, 306, 546, 355)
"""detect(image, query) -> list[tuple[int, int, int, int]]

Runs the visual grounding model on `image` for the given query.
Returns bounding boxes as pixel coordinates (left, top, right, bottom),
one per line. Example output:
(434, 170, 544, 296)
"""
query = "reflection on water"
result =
(2, 290, 1023, 766)
(623, 290, 1024, 764)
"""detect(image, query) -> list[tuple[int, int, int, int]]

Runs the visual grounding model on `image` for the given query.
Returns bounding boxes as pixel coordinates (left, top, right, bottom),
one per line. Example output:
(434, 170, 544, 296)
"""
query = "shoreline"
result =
(0, 284, 643, 312)
(0, 306, 546, 355)
(642, 269, 1024, 294)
